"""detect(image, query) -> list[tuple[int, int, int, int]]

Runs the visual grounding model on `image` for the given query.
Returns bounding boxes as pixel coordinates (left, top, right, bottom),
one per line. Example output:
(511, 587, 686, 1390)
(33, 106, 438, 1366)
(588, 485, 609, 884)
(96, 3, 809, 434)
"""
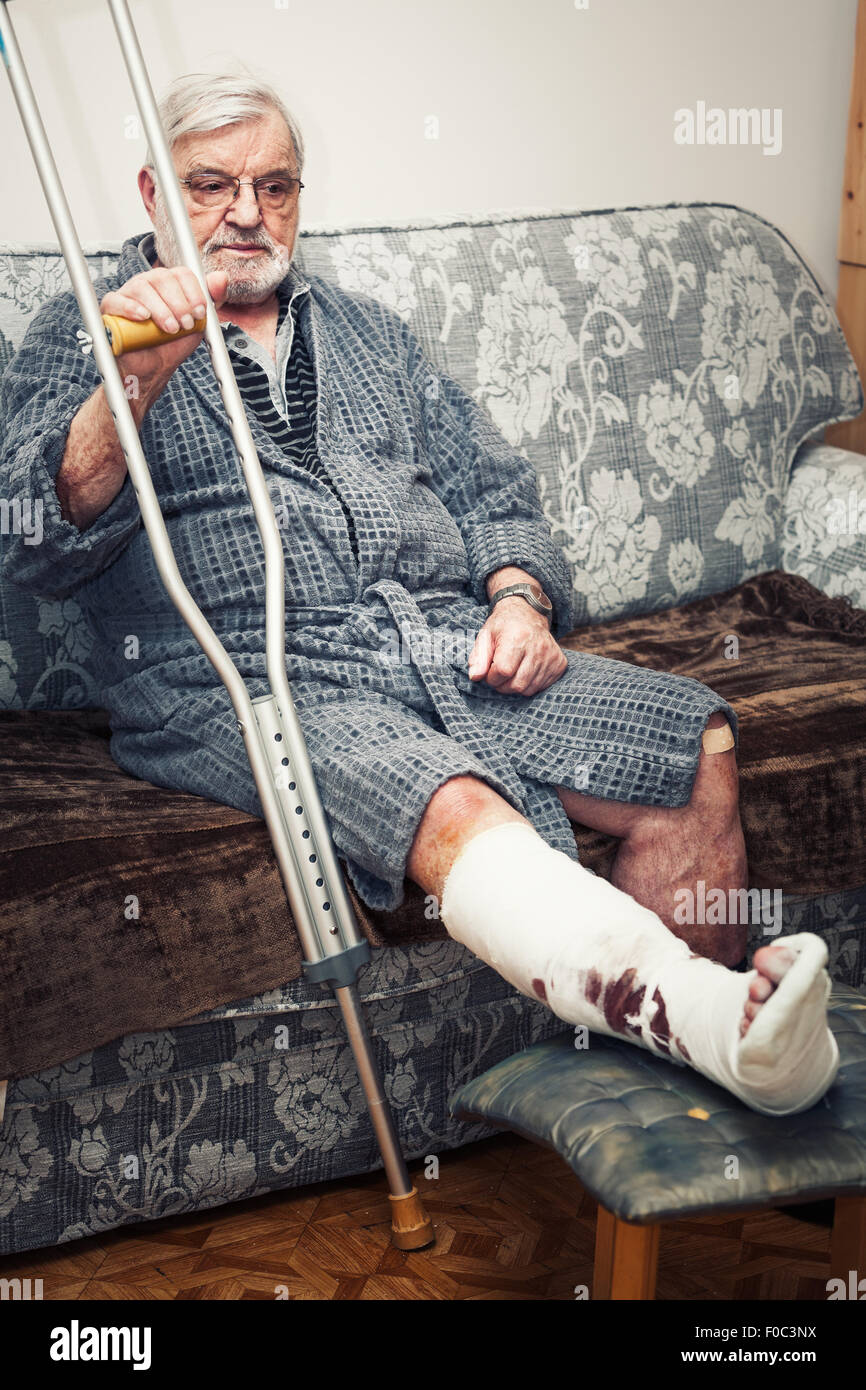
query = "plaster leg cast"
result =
(440, 822, 839, 1116)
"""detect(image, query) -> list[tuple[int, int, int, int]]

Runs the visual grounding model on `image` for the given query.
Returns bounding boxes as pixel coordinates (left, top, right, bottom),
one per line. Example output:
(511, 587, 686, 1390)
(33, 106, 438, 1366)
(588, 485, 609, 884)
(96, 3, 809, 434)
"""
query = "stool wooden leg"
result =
(830, 1196, 866, 1287)
(593, 1203, 660, 1300)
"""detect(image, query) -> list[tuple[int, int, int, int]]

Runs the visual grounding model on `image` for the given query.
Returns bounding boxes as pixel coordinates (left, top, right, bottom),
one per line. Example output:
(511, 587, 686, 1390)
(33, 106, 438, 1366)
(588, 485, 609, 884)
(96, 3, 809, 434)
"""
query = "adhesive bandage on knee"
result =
(439, 822, 839, 1117)
(702, 722, 735, 754)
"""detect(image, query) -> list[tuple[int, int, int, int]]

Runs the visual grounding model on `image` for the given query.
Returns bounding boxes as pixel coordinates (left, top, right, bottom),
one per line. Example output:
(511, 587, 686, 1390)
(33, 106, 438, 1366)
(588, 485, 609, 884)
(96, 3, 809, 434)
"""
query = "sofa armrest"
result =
(782, 441, 866, 609)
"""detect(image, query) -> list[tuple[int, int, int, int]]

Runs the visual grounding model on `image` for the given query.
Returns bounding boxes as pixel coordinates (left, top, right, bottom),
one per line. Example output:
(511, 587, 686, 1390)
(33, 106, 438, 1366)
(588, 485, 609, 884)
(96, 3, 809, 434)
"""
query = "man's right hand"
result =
(56, 266, 230, 532)
(99, 266, 229, 396)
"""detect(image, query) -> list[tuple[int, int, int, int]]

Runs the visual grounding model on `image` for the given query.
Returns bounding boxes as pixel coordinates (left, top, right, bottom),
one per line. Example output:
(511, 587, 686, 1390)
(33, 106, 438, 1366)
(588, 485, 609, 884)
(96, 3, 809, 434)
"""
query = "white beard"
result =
(150, 189, 292, 304)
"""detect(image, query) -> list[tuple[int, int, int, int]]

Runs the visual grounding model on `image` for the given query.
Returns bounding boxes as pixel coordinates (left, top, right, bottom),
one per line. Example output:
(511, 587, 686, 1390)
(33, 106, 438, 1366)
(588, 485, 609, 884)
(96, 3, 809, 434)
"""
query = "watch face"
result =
(530, 584, 553, 611)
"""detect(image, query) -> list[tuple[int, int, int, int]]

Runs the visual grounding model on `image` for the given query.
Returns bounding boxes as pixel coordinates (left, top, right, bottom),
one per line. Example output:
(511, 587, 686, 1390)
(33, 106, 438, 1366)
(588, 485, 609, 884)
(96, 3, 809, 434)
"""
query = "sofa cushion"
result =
(1, 568, 864, 1081)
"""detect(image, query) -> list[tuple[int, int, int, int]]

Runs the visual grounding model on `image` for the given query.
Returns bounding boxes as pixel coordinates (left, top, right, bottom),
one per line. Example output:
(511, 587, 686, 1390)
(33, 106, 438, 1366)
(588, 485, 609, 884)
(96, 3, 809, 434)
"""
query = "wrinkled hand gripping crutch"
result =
(0, 0, 434, 1251)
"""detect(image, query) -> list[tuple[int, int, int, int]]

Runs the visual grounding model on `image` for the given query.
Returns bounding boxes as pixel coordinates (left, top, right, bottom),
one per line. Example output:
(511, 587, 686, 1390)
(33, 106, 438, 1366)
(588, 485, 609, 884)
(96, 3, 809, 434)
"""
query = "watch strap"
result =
(488, 582, 553, 620)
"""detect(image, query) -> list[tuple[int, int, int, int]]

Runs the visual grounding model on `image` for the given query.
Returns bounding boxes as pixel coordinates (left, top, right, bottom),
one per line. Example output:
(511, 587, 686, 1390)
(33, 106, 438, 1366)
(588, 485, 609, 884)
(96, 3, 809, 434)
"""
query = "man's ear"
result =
(138, 165, 157, 220)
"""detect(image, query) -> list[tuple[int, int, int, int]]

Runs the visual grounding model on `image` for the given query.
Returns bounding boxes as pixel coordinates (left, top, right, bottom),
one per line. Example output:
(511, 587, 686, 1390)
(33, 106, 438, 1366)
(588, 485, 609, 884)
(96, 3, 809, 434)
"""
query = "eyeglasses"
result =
(179, 171, 305, 211)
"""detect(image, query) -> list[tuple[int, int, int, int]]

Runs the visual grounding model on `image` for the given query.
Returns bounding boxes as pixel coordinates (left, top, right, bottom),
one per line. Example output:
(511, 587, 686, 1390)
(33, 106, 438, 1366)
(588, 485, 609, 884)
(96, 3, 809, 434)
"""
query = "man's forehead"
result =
(175, 119, 295, 171)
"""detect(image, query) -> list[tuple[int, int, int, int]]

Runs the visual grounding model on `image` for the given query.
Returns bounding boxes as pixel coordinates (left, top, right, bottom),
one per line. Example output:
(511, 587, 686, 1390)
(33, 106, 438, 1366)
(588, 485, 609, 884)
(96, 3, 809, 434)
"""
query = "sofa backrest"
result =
(0, 202, 861, 710)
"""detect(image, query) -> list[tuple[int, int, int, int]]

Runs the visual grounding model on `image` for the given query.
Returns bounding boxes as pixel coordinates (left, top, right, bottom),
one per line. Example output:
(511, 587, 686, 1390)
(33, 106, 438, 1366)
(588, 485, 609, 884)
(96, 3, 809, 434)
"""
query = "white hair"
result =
(143, 69, 304, 176)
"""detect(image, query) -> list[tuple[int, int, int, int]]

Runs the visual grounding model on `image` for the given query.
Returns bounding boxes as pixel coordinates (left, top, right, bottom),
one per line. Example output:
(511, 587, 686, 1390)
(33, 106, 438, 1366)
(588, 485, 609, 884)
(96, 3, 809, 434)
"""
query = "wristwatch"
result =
(488, 581, 554, 623)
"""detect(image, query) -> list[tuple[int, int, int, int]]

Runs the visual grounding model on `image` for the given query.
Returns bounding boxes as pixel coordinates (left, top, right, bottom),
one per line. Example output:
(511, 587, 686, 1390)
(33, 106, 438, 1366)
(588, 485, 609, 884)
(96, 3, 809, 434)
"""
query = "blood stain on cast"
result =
(584, 969, 602, 1006)
(649, 986, 672, 1055)
(601, 968, 645, 1039)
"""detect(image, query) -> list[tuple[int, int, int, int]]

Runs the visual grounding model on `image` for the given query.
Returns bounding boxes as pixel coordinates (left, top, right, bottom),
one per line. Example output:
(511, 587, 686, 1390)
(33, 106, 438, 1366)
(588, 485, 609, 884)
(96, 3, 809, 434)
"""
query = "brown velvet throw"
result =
(2, 569, 865, 1079)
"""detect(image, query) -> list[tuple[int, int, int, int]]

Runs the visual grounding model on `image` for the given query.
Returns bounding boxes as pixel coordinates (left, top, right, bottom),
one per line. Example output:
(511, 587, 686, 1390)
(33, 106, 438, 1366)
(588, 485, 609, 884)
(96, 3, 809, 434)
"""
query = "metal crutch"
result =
(0, 0, 434, 1251)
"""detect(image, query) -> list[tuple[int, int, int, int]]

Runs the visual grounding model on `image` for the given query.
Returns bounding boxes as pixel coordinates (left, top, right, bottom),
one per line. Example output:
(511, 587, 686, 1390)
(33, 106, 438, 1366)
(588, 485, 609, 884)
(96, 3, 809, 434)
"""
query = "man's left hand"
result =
(468, 597, 568, 696)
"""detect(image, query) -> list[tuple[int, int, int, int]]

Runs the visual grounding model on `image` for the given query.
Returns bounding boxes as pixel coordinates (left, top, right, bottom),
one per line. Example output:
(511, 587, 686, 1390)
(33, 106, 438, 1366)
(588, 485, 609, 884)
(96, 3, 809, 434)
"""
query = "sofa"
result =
(1, 200, 865, 1258)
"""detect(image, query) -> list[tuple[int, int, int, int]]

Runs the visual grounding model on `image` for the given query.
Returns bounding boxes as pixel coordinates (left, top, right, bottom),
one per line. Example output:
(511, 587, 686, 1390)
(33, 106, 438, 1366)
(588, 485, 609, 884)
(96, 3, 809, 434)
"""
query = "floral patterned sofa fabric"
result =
(0, 947, 563, 1253)
(784, 442, 866, 610)
(0, 201, 863, 713)
(294, 203, 862, 622)
(0, 244, 115, 712)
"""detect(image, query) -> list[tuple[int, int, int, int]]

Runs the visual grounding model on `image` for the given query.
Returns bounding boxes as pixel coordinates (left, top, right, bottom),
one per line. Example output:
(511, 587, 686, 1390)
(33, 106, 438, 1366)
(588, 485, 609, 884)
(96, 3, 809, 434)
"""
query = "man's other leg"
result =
(555, 712, 747, 966)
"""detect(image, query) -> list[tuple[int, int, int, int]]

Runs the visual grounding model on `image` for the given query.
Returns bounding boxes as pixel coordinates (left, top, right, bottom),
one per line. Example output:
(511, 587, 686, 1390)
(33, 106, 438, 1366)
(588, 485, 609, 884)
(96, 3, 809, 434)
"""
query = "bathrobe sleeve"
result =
(0, 290, 142, 599)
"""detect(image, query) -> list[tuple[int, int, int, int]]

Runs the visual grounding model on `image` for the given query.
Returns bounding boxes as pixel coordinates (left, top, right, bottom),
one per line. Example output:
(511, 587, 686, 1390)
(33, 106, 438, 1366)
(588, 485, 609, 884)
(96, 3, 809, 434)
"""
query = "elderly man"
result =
(0, 72, 838, 1115)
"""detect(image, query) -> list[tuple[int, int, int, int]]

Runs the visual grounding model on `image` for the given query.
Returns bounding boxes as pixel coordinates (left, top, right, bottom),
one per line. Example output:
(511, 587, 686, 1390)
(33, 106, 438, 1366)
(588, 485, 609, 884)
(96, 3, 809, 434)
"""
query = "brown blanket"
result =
(2, 569, 865, 1079)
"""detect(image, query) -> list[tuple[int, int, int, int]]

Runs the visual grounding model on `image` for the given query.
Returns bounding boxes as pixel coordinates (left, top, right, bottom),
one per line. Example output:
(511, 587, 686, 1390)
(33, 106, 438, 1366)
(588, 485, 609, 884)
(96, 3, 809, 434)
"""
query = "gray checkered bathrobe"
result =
(0, 233, 735, 910)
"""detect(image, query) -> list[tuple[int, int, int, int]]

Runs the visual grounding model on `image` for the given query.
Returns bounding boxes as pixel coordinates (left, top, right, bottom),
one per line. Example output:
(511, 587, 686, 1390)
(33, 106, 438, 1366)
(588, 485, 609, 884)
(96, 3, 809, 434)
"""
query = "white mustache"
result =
(211, 240, 271, 251)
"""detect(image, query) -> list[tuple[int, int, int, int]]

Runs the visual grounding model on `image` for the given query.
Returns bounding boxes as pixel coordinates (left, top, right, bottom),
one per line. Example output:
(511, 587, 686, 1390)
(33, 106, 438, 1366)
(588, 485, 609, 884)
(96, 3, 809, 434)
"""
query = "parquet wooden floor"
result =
(0, 1133, 837, 1300)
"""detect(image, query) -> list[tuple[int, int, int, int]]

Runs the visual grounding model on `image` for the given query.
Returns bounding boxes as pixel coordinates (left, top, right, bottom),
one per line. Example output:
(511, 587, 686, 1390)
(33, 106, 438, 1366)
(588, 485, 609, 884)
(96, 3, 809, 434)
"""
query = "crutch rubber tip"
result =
(388, 1187, 435, 1250)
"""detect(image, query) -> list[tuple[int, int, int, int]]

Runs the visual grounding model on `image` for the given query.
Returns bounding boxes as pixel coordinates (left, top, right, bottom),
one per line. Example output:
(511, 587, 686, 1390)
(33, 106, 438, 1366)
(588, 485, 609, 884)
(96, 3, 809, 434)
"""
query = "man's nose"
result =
(224, 184, 262, 227)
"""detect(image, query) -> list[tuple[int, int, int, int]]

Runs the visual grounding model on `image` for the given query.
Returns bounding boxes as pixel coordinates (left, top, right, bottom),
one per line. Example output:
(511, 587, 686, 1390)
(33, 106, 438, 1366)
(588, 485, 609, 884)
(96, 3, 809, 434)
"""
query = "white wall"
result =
(0, 0, 858, 298)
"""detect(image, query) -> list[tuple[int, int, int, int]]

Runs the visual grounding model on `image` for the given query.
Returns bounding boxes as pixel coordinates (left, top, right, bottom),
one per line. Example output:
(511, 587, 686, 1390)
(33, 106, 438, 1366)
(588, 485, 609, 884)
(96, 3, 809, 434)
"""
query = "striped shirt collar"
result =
(134, 230, 310, 386)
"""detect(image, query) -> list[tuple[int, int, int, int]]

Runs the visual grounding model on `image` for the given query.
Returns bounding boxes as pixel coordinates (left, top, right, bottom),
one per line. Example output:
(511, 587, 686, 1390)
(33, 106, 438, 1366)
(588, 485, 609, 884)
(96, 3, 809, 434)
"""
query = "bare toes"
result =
(740, 994, 769, 1036)
(748, 974, 774, 1003)
(753, 942, 798, 984)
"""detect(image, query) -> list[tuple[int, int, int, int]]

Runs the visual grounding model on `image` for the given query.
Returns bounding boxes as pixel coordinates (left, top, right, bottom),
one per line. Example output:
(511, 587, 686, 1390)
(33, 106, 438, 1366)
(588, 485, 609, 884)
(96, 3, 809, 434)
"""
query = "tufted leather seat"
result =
(451, 985, 866, 1298)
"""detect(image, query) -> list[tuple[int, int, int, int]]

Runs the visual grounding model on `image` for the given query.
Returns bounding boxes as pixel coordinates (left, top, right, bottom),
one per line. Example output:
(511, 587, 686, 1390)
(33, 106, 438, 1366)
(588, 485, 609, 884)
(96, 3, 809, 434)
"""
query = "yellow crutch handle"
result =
(101, 312, 207, 356)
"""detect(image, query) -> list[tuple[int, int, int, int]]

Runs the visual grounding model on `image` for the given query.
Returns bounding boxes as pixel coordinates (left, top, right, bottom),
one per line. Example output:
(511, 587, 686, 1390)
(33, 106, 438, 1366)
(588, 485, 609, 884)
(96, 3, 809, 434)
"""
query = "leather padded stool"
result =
(450, 984, 866, 1299)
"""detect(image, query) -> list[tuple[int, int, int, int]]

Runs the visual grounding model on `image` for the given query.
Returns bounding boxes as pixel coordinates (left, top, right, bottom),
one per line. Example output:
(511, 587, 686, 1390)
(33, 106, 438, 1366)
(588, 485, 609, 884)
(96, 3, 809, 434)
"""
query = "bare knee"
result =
(407, 775, 524, 900)
(422, 775, 502, 825)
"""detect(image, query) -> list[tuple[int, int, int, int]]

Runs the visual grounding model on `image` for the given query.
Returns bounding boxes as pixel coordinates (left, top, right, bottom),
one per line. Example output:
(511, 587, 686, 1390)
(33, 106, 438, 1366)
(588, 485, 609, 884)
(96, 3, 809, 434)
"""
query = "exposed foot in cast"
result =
(741, 940, 819, 1037)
